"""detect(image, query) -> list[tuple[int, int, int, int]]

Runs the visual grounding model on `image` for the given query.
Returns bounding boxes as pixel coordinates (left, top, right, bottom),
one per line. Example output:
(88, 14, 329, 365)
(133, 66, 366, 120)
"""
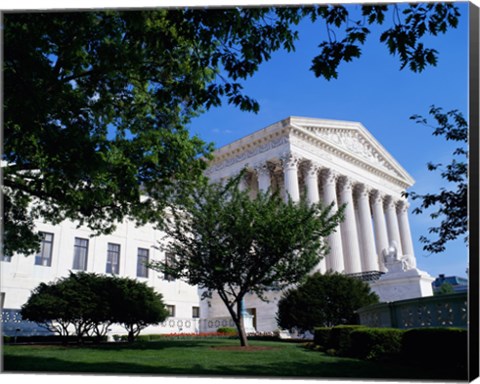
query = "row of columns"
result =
(247, 155, 415, 274)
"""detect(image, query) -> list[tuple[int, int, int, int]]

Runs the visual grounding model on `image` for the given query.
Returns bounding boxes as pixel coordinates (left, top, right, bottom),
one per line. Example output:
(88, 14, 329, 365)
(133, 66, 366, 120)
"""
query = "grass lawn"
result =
(2, 338, 466, 380)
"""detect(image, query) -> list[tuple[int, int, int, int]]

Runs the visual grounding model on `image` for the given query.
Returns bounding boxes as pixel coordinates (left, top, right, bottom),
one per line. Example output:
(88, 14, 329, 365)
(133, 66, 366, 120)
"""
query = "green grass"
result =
(2, 338, 466, 380)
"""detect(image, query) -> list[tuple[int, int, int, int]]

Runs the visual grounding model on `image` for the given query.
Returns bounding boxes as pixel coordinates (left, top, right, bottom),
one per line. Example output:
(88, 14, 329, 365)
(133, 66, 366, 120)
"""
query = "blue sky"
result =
(187, 2, 470, 278)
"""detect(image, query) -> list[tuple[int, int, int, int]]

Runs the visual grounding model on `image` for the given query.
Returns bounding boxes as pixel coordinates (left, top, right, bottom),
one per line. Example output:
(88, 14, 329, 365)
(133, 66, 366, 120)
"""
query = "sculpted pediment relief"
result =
(295, 122, 411, 183)
(207, 116, 414, 188)
(315, 129, 396, 172)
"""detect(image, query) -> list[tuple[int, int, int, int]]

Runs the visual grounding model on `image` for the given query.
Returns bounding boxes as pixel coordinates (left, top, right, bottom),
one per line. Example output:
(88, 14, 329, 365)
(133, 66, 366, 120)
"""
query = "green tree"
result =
(276, 272, 379, 333)
(435, 282, 455, 295)
(148, 173, 345, 346)
(3, 4, 460, 256)
(405, 106, 468, 253)
(20, 272, 102, 341)
(20, 272, 168, 342)
(108, 276, 169, 343)
(20, 280, 74, 339)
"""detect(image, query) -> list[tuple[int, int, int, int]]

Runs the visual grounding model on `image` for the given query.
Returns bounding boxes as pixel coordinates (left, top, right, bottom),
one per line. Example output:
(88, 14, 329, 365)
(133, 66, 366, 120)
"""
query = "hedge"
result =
(217, 327, 237, 334)
(349, 328, 405, 360)
(312, 325, 466, 370)
(328, 325, 366, 356)
(313, 327, 332, 348)
(401, 327, 467, 369)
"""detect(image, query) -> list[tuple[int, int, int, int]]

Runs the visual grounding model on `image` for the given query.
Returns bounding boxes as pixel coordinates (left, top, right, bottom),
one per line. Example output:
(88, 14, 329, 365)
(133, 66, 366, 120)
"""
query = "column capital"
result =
(280, 152, 300, 170)
(370, 190, 385, 205)
(254, 162, 270, 176)
(337, 175, 354, 192)
(383, 194, 396, 209)
(396, 199, 410, 213)
(320, 168, 337, 185)
(353, 183, 371, 199)
(303, 160, 320, 178)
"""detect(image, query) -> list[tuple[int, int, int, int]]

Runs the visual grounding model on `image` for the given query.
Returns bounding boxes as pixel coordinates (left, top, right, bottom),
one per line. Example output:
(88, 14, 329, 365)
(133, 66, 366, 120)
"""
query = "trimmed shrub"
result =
(401, 327, 467, 369)
(349, 328, 405, 360)
(313, 327, 332, 348)
(148, 334, 165, 341)
(328, 325, 366, 356)
(136, 335, 152, 342)
(217, 327, 237, 335)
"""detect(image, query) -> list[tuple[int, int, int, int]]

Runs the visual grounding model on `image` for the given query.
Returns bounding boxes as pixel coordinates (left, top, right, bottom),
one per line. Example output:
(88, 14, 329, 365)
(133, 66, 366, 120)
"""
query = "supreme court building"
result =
(204, 116, 419, 330)
(1, 116, 422, 335)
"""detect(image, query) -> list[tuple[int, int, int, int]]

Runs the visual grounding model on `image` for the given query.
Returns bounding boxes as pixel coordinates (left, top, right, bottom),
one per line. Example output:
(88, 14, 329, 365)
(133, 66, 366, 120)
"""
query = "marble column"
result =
(397, 200, 416, 261)
(355, 184, 379, 272)
(281, 153, 300, 202)
(337, 176, 362, 274)
(304, 161, 320, 204)
(320, 169, 344, 273)
(304, 162, 325, 273)
(238, 172, 249, 192)
(370, 190, 389, 272)
(384, 195, 404, 256)
(255, 163, 271, 193)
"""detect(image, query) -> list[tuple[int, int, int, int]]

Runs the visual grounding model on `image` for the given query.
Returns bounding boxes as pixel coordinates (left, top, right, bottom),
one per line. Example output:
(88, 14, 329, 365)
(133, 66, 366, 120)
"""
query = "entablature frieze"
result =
(207, 135, 289, 174)
(206, 118, 414, 198)
(289, 124, 412, 190)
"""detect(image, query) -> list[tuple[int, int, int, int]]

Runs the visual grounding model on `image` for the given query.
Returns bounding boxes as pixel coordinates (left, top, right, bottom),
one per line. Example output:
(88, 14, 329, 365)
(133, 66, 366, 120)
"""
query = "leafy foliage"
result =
(107, 276, 169, 342)
(20, 272, 168, 342)
(2, 9, 301, 256)
(349, 327, 405, 360)
(405, 106, 468, 253)
(307, 3, 460, 79)
(435, 282, 455, 295)
(3, 5, 461, 256)
(148, 172, 344, 346)
(277, 272, 379, 332)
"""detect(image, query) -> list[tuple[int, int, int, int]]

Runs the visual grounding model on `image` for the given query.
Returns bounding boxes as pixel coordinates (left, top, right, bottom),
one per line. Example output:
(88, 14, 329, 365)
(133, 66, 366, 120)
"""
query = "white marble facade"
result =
(207, 116, 416, 276)
(1, 116, 423, 335)
(204, 116, 421, 331)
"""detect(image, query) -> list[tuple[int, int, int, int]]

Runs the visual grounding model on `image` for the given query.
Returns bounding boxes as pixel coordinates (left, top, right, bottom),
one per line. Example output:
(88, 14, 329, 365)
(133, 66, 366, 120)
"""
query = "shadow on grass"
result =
(3, 341, 467, 381)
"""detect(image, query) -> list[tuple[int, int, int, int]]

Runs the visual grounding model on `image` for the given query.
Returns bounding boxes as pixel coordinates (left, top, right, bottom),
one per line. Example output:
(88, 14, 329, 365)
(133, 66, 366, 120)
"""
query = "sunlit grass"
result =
(2, 338, 466, 380)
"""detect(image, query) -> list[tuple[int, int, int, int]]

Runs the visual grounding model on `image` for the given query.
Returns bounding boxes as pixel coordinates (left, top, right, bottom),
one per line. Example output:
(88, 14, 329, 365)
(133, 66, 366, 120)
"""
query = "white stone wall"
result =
(1, 218, 200, 332)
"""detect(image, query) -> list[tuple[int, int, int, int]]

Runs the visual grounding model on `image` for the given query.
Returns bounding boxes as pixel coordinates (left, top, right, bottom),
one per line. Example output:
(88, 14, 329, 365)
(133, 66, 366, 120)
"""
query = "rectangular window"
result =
(35, 232, 54, 267)
(106, 243, 120, 275)
(72, 237, 89, 271)
(164, 252, 175, 281)
(166, 305, 175, 317)
(137, 248, 149, 278)
(192, 306, 200, 318)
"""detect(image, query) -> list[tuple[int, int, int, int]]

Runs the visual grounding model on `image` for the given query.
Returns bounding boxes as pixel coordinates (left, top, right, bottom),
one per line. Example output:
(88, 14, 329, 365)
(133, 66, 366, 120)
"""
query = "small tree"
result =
(21, 272, 168, 343)
(149, 173, 344, 347)
(435, 282, 455, 295)
(276, 272, 379, 333)
(108, 277, 169, 343)
(20, 281, 74, 339)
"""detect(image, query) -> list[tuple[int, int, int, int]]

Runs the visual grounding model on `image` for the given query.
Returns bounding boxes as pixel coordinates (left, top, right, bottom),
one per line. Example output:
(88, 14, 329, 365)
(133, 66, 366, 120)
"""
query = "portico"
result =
(206, 116, 417, 279)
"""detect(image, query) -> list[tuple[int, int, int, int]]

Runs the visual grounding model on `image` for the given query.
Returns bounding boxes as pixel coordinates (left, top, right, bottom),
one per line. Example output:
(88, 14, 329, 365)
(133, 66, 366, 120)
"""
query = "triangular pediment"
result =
(289, 117, 414, 186)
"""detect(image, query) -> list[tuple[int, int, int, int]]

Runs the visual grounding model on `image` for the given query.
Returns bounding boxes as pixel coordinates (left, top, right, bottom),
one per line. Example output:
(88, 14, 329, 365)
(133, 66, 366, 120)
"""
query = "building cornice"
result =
(290, 123, 414, 189)
(206, 117, 415, 190)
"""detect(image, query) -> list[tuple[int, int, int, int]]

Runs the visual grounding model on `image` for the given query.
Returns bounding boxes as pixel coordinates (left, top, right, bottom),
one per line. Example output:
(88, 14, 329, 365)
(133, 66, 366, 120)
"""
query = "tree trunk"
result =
(236, 301, 249, 347)
(127, 329, 135, 343)
(217, 291, 249, 347)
